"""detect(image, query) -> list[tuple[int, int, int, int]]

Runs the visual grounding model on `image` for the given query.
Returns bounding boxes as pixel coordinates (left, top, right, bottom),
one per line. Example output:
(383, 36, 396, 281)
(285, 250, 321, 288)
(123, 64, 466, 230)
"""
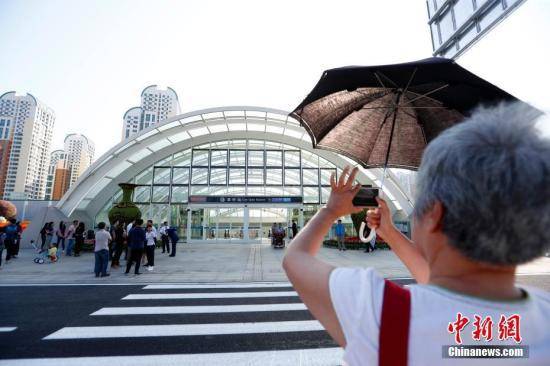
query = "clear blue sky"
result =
(1, 0, 549, 158)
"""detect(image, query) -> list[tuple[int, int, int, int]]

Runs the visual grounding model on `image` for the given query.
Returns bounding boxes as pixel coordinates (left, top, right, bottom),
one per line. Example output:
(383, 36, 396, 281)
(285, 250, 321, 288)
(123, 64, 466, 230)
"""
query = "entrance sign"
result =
(189, 196, 303, 204)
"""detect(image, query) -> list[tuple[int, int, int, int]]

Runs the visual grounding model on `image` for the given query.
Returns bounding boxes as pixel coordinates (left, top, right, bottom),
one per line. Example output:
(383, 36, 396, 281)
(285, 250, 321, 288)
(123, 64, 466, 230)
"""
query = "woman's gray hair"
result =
(413, 103, 550, 265)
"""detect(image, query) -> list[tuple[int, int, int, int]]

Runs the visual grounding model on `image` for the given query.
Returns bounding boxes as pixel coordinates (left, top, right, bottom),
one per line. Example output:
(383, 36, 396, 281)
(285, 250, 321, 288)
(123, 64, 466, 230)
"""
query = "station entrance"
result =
(182, 196, 304, 244)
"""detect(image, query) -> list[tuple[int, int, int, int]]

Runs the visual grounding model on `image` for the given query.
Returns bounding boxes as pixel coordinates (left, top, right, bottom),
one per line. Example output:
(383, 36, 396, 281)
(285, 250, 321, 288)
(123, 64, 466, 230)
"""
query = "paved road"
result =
(1, 275, 546, 365)
(0, 282, 363, 365)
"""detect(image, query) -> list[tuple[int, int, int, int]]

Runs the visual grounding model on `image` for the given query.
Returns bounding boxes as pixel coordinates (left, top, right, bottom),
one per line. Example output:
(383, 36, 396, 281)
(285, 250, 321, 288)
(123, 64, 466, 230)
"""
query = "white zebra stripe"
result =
(122, 291, 298, 300)
(43, 320, 323, 339)
(92, 303, 307, 315)
(143, 283, 292, 290)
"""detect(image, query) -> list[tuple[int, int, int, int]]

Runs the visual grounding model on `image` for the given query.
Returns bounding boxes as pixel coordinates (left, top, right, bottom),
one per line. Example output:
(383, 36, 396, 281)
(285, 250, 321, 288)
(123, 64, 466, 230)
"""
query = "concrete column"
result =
(299, 206, 304, 230)
(186, 208, 191, 243)
(243, 206, 249, 241)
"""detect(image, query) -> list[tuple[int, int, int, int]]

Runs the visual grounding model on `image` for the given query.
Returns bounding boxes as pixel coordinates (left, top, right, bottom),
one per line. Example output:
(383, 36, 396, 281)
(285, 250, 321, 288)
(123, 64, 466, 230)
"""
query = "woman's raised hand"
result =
(325, 166, 364, 218)
(366, 197, 396, 241)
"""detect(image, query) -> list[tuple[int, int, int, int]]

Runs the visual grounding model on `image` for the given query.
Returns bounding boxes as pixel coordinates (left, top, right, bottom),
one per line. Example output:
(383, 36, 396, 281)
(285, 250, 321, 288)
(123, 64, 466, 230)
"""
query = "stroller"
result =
(272, 230, 286, 249)
(30, 240, 58, 264)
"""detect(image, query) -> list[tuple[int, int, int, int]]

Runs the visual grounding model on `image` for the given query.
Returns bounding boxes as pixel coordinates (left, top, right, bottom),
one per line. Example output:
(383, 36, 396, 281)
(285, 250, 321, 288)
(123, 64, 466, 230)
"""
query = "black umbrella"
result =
(291, 57, 542, 170)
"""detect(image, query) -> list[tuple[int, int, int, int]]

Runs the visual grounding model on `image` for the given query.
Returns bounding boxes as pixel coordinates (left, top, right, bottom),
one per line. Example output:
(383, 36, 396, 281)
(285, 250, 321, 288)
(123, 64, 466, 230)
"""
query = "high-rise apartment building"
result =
(44, 134, 95, 200)
(122, 85, 181, 140)
(64, 133, 95, 187)
(45, 149, 66, 200)
(0, 91, 55, 200)
(51, 158, 71, 200)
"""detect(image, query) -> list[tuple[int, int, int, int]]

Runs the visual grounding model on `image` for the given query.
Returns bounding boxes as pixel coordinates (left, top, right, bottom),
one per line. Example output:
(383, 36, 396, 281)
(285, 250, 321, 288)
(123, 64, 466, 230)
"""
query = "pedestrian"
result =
(39, 223, 48, 252)
(47, 243, 58, 262)
(45, 222, 54, 249)
(292, 220, 298, 239)
(4, 218, 19, 261)
(144, 224, 156, 271)
(65, 220, 77, 256)
(335, 219, 346, 251)
(14, 221, 22, 257)
(283, 105, 550, 365)
(146, 219, 157, 236)
(56, 221, 66, 253)
(0, 229, 6, 269)
(111, 221, 125, 269)
(74, 222, 85, 257)
(271, 223, 277, 245)
(94, 222, 111, 277)
(159, 221, 170, 253)
(125, 219, 145, 275)
(167, 226, 179, 257)
(124, 220, 135, 260)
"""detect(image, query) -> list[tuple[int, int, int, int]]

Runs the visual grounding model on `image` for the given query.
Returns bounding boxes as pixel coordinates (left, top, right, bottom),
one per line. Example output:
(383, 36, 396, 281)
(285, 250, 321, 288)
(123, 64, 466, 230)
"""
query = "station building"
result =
(56, 106, 414, 244)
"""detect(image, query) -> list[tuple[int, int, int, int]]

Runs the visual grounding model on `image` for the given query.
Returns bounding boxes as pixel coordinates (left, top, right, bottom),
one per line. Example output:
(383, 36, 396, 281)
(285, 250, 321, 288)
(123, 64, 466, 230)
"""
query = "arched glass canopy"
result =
(57, 107, 414, 224)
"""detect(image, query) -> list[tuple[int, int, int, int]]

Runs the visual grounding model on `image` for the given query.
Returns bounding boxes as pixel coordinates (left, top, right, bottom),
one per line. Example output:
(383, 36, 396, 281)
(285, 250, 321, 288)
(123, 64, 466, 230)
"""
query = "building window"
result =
(229, 150, 246, 166)
(172, 167, 189, 184)
(229, 168, 246, 184)
(191, 167, 208, 184)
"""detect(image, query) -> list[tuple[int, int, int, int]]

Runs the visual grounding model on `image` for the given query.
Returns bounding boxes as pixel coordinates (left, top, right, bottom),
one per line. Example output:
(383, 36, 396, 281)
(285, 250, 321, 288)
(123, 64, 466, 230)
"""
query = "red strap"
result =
(379, 280, 411, 366)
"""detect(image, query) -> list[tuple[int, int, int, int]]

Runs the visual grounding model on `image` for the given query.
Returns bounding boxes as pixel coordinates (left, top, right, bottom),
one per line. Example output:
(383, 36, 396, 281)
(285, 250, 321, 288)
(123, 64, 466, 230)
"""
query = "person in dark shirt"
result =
(125, 219, 145, 275)
(166, 227, 179, 257)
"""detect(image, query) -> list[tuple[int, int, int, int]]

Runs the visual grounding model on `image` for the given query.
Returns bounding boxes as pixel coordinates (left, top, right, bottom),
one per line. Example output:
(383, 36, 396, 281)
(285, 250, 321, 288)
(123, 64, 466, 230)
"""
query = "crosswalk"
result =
(4, 283, 343, 365)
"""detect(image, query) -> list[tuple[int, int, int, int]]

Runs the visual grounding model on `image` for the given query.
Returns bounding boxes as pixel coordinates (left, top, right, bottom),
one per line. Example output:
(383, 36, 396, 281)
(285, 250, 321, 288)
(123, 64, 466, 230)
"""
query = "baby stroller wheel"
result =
(34, 258, 39, 263)
(38, 258, 45, 264)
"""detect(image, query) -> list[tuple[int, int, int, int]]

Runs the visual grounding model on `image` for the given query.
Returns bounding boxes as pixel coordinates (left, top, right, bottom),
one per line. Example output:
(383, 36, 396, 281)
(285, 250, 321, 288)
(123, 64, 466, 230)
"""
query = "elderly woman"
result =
(283, 104, 550, 365)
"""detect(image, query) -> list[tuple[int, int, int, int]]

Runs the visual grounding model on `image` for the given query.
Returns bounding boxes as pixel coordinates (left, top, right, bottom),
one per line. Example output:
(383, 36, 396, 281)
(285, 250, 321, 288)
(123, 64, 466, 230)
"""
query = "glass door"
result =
(248, 208, 262, 243)
(190, 208, 204, 240)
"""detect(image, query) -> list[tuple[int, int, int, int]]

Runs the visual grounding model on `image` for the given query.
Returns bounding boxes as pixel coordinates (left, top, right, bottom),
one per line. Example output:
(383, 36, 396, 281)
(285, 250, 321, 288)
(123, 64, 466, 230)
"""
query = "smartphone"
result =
(352, 186, 379, 207)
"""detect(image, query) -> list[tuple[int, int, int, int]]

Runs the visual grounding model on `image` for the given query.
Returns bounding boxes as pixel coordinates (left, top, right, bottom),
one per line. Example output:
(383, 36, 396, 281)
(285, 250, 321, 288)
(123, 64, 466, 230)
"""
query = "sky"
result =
(1, 0, 549, 159)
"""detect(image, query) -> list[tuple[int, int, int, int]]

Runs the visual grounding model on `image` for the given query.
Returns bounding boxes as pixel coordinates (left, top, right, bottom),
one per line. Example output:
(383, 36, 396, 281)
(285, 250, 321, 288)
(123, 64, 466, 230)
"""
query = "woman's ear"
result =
(426, 201, 445, 233)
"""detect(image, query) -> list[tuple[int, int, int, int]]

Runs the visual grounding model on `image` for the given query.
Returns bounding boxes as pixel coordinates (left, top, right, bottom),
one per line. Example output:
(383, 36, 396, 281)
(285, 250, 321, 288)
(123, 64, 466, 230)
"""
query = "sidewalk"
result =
(1, 243, 549, 284)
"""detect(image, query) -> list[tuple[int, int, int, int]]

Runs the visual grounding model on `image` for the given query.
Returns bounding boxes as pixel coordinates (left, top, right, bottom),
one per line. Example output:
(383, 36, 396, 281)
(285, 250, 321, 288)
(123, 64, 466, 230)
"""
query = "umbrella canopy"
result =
(291, 57, 541, 170)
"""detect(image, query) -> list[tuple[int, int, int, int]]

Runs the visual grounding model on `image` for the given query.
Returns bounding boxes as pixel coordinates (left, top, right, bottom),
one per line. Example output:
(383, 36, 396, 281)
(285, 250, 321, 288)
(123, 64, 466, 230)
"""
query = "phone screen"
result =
(352, 186, 379, 207)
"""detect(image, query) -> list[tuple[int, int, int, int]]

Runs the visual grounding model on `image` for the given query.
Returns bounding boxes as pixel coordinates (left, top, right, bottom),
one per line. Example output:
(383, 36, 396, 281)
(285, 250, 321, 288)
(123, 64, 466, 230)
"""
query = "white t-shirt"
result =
(94, 229, 112, 252)
(329, 267, 550, 366)
(146, 231, 156, 246)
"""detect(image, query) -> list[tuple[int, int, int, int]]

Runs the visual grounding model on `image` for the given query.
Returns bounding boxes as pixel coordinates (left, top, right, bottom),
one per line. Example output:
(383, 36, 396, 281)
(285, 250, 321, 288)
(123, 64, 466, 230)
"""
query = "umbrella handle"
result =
(359, 221, 376, 243)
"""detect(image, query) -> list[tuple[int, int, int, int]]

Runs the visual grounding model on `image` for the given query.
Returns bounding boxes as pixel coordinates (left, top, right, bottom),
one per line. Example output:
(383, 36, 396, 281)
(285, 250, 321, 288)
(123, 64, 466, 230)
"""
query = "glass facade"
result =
(94, 139, 354, 241)
(427, 0, 526, 58)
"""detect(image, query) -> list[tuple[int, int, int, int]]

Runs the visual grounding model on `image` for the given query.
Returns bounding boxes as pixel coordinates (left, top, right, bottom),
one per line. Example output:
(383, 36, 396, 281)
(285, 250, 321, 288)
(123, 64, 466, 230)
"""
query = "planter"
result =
(108, 183, 142, 226)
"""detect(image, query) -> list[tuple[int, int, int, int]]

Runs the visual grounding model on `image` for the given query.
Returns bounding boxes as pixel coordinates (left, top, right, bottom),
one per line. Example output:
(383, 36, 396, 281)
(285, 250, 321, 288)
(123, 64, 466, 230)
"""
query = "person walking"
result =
(4, 218, 19, 261)
(74, 222, 85, 257)
(14, 221, 22, 257)
(335, 219, 346, 251)
(56, 221, 66, 253)
(39, 223, 49, 252)
(65, 220, 77, 256)
(144, 224, 157, 271)
(111, 221, 125, 269)
(45, 222, 54, 249)
(292, 220, 298, 239)
(0, 229, 6, 269)
(159, 221, 170, 253)
(167, 226, 179, 257)
(94, 222, 111, 277)
(125, 219, 145, 275)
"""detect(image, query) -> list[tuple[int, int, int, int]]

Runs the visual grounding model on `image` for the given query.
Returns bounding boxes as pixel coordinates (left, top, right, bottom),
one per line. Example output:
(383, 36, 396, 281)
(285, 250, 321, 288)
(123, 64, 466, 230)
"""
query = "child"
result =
(48, 244, 58, 262)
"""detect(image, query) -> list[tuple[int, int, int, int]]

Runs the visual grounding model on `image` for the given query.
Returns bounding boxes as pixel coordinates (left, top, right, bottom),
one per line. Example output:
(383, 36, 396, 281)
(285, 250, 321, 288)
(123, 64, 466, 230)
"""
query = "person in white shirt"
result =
(144, 224, 157, 271)
(283, 104, 550, 365)
(94, 222, 112, 278)
(159, 221, 170, 253)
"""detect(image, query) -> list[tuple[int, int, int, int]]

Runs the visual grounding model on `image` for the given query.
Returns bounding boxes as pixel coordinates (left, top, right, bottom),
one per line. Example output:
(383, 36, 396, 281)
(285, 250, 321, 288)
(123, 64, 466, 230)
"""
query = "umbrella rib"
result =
(402, 84, 449, 106)
(402, 68, 418, 95)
